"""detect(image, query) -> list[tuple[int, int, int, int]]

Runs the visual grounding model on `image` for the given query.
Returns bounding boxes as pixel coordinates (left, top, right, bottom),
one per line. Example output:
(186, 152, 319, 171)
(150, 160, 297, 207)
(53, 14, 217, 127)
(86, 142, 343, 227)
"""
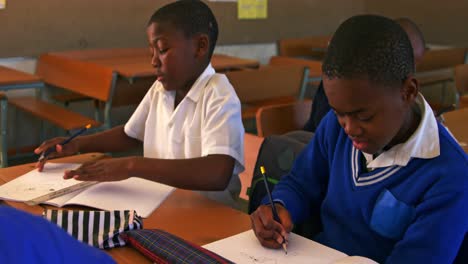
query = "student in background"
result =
(0, 206, 115, 263)
(35, 0, 244, 209)
(251, 15, 467, 263)
(303, 17, 426, 133)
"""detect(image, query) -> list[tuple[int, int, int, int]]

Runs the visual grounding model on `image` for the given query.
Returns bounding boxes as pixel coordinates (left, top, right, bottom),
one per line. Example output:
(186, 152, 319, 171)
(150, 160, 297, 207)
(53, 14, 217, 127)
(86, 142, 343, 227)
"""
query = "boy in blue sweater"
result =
(251, 15, 468, 263)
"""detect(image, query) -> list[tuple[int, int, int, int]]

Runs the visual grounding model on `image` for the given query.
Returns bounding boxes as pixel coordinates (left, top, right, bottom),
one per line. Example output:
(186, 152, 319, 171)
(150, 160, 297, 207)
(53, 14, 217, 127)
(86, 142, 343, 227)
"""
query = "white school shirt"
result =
(124, 64, 245, 208)
(363, 93, 440, 169)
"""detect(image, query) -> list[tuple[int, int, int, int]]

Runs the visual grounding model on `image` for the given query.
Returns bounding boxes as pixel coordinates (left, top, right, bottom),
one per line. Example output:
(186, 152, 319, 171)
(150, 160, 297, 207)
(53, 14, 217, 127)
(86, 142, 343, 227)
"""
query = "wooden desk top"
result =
(0, 153, 252, 264)
(443, 108, 468, 153)
(49, 48, 259, 79)
(0, 65, 42, 86)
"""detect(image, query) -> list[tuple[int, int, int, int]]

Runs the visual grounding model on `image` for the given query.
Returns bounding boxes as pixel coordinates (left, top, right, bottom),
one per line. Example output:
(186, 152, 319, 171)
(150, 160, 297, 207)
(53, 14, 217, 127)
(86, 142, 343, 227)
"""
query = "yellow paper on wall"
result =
(0, 0, 5, 10)
(238, 0, 267, 20)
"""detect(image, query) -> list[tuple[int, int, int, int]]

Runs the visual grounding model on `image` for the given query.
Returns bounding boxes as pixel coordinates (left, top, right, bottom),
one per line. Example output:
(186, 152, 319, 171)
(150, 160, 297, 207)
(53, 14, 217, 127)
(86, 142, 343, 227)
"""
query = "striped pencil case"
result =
(43, 209, 143, 249)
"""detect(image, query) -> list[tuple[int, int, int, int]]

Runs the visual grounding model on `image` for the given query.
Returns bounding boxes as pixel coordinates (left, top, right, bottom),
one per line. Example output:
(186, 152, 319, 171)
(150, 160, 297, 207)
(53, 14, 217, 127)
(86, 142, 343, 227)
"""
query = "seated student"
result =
(251, 15, 467, 263)
(303, 17, 426, 133)
(0, 206, 115, 263)
(34, 0, 244, 209)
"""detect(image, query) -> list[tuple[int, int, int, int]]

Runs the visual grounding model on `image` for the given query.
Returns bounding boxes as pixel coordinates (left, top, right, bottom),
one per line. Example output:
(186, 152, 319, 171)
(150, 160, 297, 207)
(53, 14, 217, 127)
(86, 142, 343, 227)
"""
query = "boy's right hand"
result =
(34, 137, 80, 172)
(250, 203, 293, 249)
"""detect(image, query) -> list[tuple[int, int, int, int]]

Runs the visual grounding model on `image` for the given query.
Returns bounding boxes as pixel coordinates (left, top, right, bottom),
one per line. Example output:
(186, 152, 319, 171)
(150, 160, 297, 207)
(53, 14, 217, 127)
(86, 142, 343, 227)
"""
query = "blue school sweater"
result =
(271, 111, 468, 263)
(0, 206, 115, 264)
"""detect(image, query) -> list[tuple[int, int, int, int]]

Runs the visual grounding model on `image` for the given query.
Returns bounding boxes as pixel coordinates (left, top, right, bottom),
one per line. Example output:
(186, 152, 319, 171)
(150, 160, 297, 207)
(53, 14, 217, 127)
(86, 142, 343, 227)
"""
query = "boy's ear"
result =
(194, 34, 209, 58)
(400, 76, 419, 103)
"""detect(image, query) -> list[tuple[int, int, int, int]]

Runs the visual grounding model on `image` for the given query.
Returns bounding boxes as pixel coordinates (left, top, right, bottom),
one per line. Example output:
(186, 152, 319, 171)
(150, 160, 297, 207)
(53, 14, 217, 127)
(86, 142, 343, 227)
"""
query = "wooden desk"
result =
(0, 153, 252, 263)
(43, 48, 259, 128)
(278, 35, 331, 60)
(0, 65, 43, 90)
(443, 108, 468, 153)
(49, 48, 260, 80)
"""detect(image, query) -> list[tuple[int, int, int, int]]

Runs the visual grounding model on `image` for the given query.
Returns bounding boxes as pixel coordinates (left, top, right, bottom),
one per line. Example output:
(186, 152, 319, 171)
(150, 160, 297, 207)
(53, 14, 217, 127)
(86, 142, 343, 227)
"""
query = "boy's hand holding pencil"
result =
(250, 166, 293, 254)
(34, 124, 91, 172)
(250, 202, 293, 251)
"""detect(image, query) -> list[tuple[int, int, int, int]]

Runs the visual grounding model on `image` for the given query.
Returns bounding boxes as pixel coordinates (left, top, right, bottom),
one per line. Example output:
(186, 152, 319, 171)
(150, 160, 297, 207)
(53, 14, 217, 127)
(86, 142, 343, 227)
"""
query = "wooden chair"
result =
(417, 48, 466, 72)
(239, 133, 264, 201)
(417, 69, 459, 116)
(416, 47, 466, 115)
(225, 65, 309, 120)
(269, 56, 322, 98)
(277, 36, 331, 60)
(455, 64, 468, 108)
(255, 100, 312, 137)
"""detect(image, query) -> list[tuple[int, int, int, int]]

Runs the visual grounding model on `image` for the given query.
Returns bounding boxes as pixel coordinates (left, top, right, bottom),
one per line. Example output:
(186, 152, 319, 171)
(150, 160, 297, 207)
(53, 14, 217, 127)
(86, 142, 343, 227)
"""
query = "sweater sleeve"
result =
(0, 206, 115, 264)
(270, 111, 336, 223)
(386, 187, 468, 263)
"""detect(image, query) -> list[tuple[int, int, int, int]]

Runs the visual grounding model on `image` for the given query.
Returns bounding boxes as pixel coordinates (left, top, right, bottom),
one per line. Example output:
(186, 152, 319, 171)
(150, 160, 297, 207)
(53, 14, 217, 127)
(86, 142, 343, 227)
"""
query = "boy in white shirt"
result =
(35, 0, 244, 208)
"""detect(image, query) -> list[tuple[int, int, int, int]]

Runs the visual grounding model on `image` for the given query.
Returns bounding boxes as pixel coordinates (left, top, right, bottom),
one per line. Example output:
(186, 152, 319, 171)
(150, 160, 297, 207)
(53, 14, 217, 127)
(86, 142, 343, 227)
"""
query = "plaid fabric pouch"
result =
(43, 209, 143, 249)
(121, 229, 234, 264)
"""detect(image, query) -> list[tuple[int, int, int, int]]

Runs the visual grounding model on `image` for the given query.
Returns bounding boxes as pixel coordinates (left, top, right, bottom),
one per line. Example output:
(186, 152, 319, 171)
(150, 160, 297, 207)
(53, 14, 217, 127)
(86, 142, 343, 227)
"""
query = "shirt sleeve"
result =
(201, 75, 245, 175)
(124, 82, 156, 141)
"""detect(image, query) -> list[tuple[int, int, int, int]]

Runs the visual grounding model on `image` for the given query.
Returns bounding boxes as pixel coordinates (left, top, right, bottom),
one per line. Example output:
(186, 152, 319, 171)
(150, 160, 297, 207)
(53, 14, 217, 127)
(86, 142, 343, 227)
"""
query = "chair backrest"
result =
(256, 100, 312, 137)
(455, 64, 468, 95)
(417, 48, 466, 72)
(269, 56, 322, 79)
(36, 54, 116, 102)
(226, 64, 308, 103)
(277, 36, 331, 59)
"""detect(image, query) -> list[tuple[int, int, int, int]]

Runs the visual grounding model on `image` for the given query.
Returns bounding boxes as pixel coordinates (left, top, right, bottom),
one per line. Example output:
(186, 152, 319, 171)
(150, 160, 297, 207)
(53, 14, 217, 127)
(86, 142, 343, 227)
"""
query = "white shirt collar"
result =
(363, 93, 440, 169)
(155, 63, 216, 103)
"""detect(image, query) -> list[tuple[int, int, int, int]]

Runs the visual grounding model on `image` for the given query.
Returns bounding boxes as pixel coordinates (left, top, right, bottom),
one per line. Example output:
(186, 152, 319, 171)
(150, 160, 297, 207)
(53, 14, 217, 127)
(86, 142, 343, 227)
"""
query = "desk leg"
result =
(0, 97, 8, 167)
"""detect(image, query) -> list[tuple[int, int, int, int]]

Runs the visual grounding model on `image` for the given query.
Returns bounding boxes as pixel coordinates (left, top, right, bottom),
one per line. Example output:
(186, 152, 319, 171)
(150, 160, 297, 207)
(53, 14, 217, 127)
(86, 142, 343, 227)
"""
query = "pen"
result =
(260, 166, 288, 255)
(38, 124, 92, 162)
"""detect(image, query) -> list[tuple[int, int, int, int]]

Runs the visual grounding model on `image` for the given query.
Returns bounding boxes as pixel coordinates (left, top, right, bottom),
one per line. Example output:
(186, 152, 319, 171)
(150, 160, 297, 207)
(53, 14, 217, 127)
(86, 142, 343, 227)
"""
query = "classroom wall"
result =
(0, 0, 364, 58)
(364, 0, 468, 47)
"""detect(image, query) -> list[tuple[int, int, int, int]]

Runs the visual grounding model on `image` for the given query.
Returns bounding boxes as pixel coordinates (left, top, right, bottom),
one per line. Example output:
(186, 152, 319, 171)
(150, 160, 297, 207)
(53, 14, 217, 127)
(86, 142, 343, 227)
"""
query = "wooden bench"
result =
(225, 64, 309, 120)
(9, 97, 100, 131)
(255, 100, 312, 137)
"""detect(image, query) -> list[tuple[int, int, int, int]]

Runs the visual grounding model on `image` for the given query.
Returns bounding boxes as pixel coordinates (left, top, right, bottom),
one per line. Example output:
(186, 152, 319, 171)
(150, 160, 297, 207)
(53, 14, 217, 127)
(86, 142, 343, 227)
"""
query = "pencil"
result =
(260, 166, 288, 255)
(38, 124, 92, 162)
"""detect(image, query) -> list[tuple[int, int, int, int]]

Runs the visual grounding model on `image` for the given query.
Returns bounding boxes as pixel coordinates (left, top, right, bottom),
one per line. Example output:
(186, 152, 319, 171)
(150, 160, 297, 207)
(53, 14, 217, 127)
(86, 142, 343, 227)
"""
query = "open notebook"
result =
(0, 163, 174, 218)
(203, 230, 378, 264)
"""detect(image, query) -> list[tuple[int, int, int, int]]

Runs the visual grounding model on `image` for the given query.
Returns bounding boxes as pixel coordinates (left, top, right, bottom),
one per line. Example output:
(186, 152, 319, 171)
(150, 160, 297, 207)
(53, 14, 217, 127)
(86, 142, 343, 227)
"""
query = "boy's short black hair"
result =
(148, 0, 218, 58)
(323, 15, 414, 87)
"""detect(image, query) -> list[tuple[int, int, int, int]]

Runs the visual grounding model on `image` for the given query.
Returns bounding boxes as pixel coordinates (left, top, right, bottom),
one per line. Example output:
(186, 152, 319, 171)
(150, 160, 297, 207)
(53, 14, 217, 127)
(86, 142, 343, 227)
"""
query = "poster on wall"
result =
(238, 0, 267, 20)
(0, 0, 5, 10)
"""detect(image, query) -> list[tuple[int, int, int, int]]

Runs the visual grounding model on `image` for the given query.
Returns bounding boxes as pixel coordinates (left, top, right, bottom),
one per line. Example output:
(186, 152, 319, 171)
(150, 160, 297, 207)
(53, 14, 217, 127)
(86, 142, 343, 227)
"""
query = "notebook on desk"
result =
(203, 230, 378, 264)
(0, 163, 174, 218)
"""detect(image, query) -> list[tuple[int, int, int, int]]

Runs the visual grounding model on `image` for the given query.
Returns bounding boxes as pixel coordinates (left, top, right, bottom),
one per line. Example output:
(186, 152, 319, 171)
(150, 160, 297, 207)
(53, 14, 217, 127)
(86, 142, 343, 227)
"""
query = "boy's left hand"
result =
(63, 157, 133, 182)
